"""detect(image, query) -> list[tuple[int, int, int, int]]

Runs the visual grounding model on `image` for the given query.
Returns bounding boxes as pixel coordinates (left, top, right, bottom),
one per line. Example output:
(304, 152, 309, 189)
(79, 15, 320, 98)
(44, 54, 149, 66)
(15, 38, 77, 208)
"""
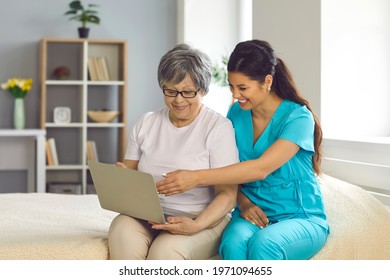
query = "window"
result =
(321, 0, 390, 204)
(321, 0, 390, 138)
(177, 0, 252, 116)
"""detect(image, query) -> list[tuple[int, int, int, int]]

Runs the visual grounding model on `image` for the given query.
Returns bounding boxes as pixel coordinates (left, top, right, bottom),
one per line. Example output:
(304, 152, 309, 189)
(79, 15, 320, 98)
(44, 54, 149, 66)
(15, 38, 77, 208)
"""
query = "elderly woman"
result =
(108, 44, 239, 260)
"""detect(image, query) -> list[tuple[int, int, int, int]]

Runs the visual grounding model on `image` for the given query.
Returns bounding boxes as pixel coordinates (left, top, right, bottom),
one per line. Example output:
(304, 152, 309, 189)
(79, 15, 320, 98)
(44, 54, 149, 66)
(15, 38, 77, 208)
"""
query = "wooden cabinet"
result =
(40, 38, 127, 193)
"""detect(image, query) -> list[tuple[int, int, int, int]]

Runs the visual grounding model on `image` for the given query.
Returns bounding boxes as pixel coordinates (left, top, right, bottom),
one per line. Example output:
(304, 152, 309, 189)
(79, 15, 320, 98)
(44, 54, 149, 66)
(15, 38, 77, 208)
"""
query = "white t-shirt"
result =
(125, 105, 239, 213)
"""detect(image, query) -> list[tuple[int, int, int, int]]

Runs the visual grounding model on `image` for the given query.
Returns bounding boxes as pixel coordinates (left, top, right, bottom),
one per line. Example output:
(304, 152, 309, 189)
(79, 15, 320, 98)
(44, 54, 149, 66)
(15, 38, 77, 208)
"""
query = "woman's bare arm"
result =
(156, 139, 299, 195)
(151, 183, 237, 235)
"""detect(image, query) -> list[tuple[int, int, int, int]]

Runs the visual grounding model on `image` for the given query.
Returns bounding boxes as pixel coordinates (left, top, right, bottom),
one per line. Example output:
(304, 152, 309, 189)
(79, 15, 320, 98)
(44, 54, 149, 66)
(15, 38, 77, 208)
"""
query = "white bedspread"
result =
(0, 193, 116, 260)
(312, 174, 390, 259)
(1, 174, 390, 260)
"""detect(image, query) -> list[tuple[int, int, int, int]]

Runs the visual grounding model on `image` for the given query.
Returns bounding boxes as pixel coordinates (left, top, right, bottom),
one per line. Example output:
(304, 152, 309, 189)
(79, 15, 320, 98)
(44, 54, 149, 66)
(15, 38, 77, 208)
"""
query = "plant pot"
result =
(78, 27, 90, 38)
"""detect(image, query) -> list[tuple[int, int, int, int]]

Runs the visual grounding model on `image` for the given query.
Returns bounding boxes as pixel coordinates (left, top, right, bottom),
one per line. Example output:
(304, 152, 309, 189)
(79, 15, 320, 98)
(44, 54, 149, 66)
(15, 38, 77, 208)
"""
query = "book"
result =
(86, 141, 92, 161)
(45, 139, 54, 166)
(48, 138, 59, 165)
(99, 57, 110, 81)
(87, 57, 98, 81)
(91, 140, 99, 161)
(86, 140, 99, 162)
(93, 57, 105, 81)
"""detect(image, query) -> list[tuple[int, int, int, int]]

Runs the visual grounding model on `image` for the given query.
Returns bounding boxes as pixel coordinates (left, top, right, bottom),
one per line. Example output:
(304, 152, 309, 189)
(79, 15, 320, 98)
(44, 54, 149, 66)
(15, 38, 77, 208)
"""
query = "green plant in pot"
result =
(65, 0, 100, 38)
(212, 55, 229, 87)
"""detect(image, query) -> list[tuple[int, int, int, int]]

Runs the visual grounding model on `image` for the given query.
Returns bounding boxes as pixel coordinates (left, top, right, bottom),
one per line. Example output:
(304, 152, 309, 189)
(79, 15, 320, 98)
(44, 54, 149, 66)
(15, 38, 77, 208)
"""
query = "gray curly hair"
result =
(157, 44, 212, 95)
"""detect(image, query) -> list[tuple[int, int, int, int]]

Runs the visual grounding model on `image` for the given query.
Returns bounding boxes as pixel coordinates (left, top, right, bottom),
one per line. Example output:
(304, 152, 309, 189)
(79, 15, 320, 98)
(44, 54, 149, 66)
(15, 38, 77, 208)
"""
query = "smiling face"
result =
(164, 74, 204, 127)
(228, 72, 273, 111)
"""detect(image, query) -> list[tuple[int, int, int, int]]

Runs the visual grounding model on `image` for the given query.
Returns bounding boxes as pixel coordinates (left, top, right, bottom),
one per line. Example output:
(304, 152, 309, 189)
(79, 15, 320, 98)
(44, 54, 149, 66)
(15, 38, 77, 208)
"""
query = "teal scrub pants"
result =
(219, 216, 328, 260)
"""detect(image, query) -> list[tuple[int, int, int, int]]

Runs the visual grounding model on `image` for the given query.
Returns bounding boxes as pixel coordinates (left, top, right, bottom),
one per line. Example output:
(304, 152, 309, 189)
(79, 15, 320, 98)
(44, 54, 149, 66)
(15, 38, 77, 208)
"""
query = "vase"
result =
(13, 98, 25, 129)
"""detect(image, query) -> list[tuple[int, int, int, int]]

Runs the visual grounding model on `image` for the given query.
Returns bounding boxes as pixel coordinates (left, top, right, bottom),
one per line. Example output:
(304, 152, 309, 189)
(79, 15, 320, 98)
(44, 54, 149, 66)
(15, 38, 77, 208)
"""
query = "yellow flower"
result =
(1, 77, 33, 98)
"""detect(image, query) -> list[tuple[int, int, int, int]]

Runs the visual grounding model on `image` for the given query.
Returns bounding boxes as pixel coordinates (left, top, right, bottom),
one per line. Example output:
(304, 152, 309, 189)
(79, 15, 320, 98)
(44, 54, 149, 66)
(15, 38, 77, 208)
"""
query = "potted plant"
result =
(212, 55, 229, 87)
(64, 0, 100, 38)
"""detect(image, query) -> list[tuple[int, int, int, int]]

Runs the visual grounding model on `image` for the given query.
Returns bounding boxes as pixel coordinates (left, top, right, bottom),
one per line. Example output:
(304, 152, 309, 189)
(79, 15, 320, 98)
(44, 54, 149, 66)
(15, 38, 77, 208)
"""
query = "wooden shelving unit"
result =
(40, 37, 128, 194)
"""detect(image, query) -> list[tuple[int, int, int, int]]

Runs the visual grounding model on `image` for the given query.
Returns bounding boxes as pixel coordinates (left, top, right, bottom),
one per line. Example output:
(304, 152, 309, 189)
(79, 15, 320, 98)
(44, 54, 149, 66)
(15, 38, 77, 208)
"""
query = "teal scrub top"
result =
(227, 100, 328, 230)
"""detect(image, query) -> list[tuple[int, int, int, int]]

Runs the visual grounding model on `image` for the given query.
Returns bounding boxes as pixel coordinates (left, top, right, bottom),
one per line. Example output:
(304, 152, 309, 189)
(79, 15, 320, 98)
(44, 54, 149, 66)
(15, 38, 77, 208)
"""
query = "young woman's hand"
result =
(156, 170, 199, 195)
(237, 191, 270, 229)
(240, 203, 269, 229)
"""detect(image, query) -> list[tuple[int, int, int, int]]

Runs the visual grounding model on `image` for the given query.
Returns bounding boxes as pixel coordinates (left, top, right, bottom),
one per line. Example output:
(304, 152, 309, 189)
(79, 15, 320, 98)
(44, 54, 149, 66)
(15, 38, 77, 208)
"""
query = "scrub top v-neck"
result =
(227, 100, 328, 230)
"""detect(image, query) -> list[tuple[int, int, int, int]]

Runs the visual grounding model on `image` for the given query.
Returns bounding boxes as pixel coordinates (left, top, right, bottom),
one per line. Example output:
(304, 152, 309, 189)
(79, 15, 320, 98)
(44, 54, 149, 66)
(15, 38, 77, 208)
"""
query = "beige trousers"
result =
(108, 214, 230, 260)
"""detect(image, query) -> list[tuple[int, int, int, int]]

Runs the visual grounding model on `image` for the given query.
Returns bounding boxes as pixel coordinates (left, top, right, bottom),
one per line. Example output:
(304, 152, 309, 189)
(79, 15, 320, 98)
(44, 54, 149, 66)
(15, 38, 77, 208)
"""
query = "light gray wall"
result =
(252, 0, 321, 118)
(0, 0, 177, 130)
(0, 0, 177, 191)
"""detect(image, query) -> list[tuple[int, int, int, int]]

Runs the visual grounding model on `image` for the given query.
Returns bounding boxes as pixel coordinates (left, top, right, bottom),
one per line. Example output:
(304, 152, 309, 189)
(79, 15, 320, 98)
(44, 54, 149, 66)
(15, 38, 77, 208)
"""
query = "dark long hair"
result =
(228, 39, 322, 174)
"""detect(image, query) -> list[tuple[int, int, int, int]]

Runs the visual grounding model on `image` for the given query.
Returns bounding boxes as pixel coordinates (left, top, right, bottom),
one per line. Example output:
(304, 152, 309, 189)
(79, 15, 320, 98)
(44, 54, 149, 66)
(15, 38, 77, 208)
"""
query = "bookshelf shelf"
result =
(45, 123, 84, 128)
(87, 123, 125, 128)
(40, 37, 128, 194)
(46, 165, 85, 170)
(87, 81, 126, 86)
(45, 80, 84, 85)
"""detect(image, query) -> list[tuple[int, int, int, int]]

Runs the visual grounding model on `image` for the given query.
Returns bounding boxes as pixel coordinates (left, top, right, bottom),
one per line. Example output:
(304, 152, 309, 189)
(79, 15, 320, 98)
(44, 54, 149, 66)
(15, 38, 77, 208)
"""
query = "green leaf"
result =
(69, 1, 82, 10)
(212, 56, 229, 87)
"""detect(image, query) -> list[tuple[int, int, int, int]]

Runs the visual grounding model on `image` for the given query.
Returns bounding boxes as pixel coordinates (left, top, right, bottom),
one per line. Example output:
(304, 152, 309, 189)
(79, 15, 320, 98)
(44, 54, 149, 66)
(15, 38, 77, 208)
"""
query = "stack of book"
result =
(87, 57, 110, 81)
(46, 138, 59, 166)
(86, 140, 99, 162)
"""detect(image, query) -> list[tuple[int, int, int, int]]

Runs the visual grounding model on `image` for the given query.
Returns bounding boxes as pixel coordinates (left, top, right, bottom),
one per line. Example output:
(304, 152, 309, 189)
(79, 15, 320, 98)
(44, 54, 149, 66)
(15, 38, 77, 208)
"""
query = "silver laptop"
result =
(88, 160, 197, 224)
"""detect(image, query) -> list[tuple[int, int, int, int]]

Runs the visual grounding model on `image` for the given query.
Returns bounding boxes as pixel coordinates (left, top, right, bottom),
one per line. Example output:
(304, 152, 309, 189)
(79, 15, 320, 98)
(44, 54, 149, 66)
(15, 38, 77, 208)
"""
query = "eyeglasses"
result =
(163, 88, 200, 98)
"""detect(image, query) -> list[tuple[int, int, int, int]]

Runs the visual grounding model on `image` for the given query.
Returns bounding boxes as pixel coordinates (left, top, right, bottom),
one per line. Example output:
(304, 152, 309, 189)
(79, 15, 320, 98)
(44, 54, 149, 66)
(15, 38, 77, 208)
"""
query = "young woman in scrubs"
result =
(156, 39, 329, 260)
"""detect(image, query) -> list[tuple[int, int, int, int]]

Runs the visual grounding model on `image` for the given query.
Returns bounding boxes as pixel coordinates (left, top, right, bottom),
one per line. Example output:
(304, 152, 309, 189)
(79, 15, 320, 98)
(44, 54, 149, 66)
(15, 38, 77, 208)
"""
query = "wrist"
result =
(237, 200, 251, 212)
(194, 169, 204, 186)
(192, 219, 204, 233)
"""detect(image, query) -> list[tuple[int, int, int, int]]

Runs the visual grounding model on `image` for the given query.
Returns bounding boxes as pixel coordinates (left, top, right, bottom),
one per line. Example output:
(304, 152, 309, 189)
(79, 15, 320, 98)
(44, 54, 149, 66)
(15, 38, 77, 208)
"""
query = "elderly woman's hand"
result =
(156, 170, 199, 195)
(115, 162, 127, 168)
(150, 216, 200, 235)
